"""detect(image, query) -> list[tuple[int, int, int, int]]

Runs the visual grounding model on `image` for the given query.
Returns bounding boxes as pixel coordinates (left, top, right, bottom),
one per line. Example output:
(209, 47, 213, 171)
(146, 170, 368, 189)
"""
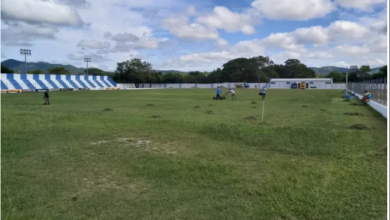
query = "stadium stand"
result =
(1, 73, 116, 90)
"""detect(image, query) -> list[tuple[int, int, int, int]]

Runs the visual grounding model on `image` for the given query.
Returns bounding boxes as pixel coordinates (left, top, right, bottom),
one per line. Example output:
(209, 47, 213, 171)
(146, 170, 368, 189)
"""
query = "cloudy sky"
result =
(1, 0, 388, 71)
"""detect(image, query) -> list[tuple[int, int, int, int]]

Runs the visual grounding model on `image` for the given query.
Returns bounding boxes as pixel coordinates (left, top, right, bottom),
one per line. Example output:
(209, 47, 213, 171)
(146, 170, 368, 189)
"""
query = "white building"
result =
(269, 78, 333, 89)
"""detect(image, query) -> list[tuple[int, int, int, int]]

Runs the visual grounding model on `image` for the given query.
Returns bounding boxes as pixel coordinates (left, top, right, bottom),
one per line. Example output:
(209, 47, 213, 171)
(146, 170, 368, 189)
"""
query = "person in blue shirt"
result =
(216, 86, 222, 100)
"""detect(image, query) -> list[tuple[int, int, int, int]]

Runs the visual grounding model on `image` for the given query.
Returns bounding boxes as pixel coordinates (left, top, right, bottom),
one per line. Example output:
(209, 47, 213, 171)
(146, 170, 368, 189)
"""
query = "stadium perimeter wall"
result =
(117, 83, 346, 89)
(348, 90, 388, 119)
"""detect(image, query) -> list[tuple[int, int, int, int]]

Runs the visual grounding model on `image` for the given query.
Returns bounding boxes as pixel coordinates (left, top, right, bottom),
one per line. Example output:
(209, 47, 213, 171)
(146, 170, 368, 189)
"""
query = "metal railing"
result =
(347, 78, 387, 106)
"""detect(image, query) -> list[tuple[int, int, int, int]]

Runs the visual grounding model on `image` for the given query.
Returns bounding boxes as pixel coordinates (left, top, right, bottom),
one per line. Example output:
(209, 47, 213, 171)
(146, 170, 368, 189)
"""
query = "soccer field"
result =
(1, 89, 387, 220)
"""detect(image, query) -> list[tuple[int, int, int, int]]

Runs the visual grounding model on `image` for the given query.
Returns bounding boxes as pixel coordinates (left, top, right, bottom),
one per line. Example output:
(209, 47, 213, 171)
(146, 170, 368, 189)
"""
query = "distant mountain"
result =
(310, 66, 349, 75)
(310, 66, 384, 75)
(1, 59, 85, 74)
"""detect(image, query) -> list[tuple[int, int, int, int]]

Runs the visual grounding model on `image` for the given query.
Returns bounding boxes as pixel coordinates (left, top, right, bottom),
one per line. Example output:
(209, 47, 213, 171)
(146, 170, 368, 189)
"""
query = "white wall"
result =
(349, 90, 387, 119)
(116, 83, 346, 89)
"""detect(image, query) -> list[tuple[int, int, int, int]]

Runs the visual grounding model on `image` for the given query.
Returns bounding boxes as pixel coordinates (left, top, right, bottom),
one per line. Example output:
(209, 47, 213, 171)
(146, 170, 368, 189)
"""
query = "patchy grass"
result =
(1, 89, 387, 220)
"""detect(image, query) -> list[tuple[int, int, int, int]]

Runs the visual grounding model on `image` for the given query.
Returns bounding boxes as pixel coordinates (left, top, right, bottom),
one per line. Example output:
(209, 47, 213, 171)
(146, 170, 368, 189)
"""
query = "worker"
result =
(362, 91, 371, 105)
(260, 86, 267, 100)
(43, 90, 50, 105)
(225, 88, 236, 100)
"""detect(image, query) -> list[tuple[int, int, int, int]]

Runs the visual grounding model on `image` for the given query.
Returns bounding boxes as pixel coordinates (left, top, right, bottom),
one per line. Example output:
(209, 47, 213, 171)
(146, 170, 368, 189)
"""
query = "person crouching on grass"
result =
(225, 88, 237, 100)
(43, 91, 50, 105)
(362, 90, 371, 106)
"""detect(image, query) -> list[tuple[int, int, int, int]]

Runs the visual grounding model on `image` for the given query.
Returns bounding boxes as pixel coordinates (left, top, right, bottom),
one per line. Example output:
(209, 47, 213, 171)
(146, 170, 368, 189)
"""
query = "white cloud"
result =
(251, 0, 335, 20)
(106, 31, 164, 52)
(110, 32, 139, 42)
(334, 61, 350, 68)
(1, 0, 83, 26)
(67, 51, 110, 63)
(196, 6, 256, 34)
(1, 22, 58, 46)
(291, 26, 329, 45)
(77, 40, 111, 49)
(163, 15, 219, 40)
(216, 38, 228, 46)
(261, 33, 306, 52)
(335, 0, 386, 10)
(327, 21, 369, 40)
(365, 35, 387, 53)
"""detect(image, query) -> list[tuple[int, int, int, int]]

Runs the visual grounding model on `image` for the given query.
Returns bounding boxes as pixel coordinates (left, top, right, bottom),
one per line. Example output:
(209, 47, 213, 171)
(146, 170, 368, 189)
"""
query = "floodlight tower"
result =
(84, 58, 91, 75)
(20, 49, 31, 73)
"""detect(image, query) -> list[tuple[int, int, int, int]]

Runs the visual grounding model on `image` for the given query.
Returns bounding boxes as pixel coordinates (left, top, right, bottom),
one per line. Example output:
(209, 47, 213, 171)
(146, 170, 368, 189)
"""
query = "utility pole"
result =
(84, 58, 91, 75)
(20, 49, 31, 73)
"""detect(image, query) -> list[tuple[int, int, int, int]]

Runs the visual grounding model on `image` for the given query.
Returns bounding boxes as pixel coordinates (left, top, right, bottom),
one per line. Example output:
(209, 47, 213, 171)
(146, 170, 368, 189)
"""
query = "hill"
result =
(310, 66, 383, 75)
(310, 66, 349, 75)
(1, 59, 85, 74)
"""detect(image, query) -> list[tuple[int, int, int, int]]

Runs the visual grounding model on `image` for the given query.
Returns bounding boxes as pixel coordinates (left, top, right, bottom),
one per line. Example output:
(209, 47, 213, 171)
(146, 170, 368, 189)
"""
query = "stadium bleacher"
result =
(1, 73, 116, 90)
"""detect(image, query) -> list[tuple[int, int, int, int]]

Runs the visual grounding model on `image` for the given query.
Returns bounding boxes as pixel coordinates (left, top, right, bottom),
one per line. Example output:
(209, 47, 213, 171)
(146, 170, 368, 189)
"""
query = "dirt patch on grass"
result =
(244, 116, 257, 120)
(194, 105, 201, 109)
(206, 110, 214, 114)
(116, 138, 135, 142)
(103, 108, 113, 111)
(375, 147, 387, 156)
(90, 140, 108, 145)
(344, 112, 364, 116)
(347, 124, 375, 130)
(251, 101, 257, 104)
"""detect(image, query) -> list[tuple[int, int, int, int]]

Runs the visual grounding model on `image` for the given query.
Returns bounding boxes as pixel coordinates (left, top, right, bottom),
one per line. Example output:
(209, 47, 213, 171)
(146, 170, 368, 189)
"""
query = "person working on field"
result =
(260, 86, 267, 100)
(43, 91, 50, 105)
(216, 86, 222, 100)
(362, 90, 371, 106)
(225, 88, 236, 100)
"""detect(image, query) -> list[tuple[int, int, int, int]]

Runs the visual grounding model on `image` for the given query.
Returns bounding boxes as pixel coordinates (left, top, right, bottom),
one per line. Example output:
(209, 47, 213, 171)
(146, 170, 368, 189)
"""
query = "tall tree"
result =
(47, 67, 71, 75)
(114, 58, 153, 87)
(359, 65, 371, 73)
(86, 67, 105, 75)
(207, 68, 222, 83)
(326, 71, 343, 82)
(357, 65, 371, 81)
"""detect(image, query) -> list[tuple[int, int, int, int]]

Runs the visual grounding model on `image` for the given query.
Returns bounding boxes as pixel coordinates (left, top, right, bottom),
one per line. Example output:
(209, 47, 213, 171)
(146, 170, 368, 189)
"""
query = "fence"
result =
(347, 78, 387, 106)
(117, 83, 346, 89)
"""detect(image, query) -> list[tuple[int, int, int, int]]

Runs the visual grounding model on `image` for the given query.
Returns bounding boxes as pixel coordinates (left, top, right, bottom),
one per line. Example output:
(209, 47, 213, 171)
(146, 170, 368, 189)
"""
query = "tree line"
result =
(2, 55, 387, 86)
(113, 56, 317, 87)
(324, 65, 387, 83)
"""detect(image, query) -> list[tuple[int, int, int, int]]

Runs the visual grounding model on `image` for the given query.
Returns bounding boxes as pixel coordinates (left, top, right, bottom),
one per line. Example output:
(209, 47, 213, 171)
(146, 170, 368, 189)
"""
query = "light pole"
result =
(84, 58, 91, 75)
(20, 49, 31, 73)
(346, 66, 349, 92)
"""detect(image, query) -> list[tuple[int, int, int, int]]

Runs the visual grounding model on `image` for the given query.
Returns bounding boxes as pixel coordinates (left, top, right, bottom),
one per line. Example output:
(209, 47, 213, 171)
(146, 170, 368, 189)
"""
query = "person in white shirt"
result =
(260, 86, 267, 100)
(225, 89, 236, 100)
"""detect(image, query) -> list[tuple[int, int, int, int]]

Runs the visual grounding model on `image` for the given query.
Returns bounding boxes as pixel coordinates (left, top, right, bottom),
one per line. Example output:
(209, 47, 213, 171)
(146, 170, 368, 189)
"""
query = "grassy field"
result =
(1, 89, 387, 220)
